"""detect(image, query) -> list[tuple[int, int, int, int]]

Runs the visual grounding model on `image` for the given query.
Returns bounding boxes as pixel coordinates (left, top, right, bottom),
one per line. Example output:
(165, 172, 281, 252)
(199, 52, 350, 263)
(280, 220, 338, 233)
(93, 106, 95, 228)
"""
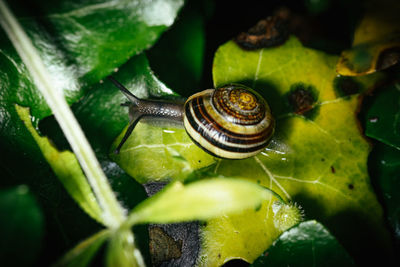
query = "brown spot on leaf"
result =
(348, 184, 354, 190)
(235, 16, 288, 50)
(333, 76, 361, 97)
(288, 86, 317, 114)
(331, 166, 336, 173)
(149, 226, 182, 266)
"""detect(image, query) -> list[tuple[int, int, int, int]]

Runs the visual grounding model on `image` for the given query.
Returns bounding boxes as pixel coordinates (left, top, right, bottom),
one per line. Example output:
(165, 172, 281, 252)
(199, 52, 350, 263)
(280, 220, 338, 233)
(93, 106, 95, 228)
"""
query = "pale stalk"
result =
(0, 0, 125, 228)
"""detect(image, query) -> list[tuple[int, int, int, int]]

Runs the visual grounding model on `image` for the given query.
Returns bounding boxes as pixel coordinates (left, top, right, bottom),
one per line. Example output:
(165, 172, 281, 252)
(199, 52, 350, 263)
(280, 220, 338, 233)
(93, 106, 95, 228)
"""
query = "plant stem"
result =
(0, 0, 125, 228)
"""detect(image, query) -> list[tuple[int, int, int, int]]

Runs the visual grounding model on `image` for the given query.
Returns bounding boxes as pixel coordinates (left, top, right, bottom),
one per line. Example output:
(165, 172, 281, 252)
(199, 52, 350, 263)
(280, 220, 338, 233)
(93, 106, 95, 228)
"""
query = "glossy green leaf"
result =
(369, 142, 400, 242)
(0, 185, 44, 267)
(337, 0, 400, 76)
(0, 0, 184, 156)
(365, 83, 400, 150)
(251, 220, 355, 267)
(206, 36, 390, 265)
(126, 178, 296, 226)
(147, 0, 206, 96)
(54, 229, 110, 267)
(15, 105, 103, 224)
(106, 229, 144, 267)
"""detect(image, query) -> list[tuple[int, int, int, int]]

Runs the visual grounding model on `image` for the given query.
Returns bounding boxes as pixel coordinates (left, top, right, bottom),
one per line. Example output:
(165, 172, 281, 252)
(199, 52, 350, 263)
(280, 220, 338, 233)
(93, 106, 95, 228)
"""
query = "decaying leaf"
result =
(337, 0, 400, 76)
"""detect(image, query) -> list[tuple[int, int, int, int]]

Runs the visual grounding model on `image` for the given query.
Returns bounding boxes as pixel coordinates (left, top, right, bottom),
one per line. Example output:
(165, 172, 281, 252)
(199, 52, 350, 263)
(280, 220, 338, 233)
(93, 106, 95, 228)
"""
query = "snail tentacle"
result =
(108, 76, 141, 106)
(114, 114, 143, 154)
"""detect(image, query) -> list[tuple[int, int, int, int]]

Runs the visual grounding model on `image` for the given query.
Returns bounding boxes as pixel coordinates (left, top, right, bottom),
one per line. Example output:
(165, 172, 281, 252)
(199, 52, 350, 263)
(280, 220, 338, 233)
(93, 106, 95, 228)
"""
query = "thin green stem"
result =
(0, 0, 125, 228)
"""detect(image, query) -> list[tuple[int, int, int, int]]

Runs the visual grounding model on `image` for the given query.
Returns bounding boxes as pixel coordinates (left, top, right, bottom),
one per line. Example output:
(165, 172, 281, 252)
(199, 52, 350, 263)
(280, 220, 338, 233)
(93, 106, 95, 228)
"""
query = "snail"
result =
(109, 76, 275, 159)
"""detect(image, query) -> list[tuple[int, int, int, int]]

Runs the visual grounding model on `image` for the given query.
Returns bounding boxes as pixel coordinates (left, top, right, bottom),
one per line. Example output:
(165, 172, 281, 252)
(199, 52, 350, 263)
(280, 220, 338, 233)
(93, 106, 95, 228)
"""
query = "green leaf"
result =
(251, 220, 355, 267)
(15, 105, 103, 224)
(54, 229, 110, 267)
(147, 0, 206, 96)
(207, 36, 391, 264)
(369, 142, 400, 242)
(337, 0, 400, 76)
(126, 178, 294, 226)
(365, 83, 400, 150)
(106, 229, 144, 267)
(0, 185, 44, 267)
(0, 0, 184, 156)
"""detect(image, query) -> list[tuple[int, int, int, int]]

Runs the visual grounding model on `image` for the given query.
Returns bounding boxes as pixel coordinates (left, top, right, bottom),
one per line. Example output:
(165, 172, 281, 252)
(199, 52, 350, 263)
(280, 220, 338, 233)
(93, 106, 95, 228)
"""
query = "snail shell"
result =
(109, 77, 274, 159)
(183, 84, 274, 159)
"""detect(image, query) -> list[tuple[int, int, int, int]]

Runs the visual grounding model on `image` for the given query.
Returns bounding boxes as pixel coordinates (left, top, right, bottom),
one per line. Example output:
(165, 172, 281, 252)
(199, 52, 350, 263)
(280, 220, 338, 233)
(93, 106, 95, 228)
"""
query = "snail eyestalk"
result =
(108, 76, 140, 105)
(114, 114, 143, 154)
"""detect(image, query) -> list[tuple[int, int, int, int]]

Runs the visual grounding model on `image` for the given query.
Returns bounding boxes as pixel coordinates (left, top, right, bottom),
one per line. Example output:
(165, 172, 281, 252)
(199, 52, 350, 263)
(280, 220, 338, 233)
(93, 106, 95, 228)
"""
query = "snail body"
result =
(109, 77, 274, 159)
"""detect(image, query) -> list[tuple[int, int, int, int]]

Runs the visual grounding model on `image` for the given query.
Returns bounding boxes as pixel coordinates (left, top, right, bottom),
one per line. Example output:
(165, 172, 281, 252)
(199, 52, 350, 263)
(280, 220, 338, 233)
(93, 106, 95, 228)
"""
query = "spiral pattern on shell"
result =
(183, 84, 275, 159)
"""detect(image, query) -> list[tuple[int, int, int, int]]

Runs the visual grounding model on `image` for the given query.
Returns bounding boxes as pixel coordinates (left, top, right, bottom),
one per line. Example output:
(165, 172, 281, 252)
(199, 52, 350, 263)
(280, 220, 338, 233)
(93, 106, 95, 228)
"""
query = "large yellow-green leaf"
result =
(337, 0, 400, 76)
(110, 123, 215, 184)
(204, 36, 391, 265)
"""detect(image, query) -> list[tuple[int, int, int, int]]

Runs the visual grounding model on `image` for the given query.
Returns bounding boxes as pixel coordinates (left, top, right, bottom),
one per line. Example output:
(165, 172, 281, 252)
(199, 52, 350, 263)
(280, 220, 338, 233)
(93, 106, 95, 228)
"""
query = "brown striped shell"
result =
(183, 84, 275, 159)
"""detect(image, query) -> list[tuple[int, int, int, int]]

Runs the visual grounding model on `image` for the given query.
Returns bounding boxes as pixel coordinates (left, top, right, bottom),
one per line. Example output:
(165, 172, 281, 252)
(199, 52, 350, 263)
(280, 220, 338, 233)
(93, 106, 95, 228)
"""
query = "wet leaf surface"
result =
(251, 220, 355, 267)
(365, 83, 400, 150)
(369, 142, 400, 246)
